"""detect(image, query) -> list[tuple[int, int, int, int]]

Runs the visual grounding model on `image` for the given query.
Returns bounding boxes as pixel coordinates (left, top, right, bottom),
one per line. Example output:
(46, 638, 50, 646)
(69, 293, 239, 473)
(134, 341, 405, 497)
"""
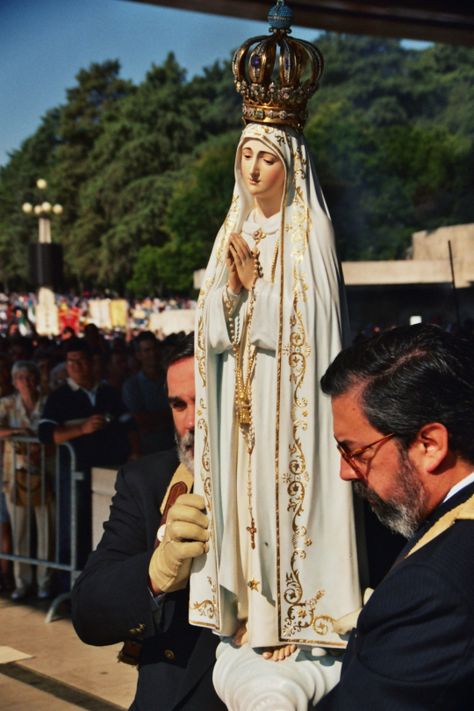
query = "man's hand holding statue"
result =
(149, 493, 209, 594)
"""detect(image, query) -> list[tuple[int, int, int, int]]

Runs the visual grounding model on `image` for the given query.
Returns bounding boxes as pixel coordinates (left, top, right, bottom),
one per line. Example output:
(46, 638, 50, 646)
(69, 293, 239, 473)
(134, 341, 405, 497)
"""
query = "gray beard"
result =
(353, 451, 428, 539)
(176, 431, 194, 473)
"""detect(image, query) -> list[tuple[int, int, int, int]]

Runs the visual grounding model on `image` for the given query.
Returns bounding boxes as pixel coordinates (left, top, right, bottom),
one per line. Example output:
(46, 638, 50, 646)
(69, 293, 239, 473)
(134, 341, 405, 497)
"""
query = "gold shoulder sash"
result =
(406, 491, 474, 559)
(333, 492, 474, 635)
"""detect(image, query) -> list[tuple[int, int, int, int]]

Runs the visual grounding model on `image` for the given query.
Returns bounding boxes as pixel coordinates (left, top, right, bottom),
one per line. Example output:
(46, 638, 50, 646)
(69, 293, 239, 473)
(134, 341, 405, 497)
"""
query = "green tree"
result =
(1, 36, 473, 292)
(53, 60, 133, 285)
(63, 54, 239, 288)
(128, 131, 238, 293)
(0, 108, 62, 288)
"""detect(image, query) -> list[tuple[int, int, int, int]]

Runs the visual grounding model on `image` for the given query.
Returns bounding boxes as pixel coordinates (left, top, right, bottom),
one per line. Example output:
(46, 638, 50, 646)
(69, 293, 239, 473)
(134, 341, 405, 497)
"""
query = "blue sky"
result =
(0, 0, 320, 166)
(0, 0, 429, 167)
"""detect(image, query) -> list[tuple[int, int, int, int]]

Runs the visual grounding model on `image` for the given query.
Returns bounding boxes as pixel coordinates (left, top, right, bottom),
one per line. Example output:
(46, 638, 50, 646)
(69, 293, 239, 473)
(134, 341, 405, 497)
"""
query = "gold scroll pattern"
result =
(196, 280, 212, 388)
(293, 143, 307, 181)
(193, 193, 241, 627)
(281, 193, 331, 640)
(192, 402, 218, 622)
(289, 187, 309, 262)
(197, 399, 211, 513)
(192, 576, 217, 620)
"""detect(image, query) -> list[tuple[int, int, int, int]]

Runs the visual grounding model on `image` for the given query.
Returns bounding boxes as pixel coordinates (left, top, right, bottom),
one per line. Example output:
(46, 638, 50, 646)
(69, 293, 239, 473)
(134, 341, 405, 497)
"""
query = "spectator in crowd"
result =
(106, 347, 131, 392)
(33, 350, 55, 396)
(39, 338, 137, 470)
(48, 361, 68, 392)
(38, 338, 138, 567)
(0, 354, 13, 397)
(122, 331, 174, 455)
(0, 361, 53, 601)
(314, 324, 474, 709)
(58, 298, 81, 336)
(0, 354, 14, 591)
(90, 349, 107, 385)
(72, 333, 225, 711)
(83, 323, 108, 357)
(60, 326, 76, 341)
(8, 335, 34, 363)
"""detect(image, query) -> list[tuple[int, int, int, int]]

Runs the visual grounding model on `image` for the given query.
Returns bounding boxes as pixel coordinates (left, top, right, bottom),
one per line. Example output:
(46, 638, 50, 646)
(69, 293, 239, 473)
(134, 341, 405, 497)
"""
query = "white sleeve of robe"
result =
(206, 286, 245, 354)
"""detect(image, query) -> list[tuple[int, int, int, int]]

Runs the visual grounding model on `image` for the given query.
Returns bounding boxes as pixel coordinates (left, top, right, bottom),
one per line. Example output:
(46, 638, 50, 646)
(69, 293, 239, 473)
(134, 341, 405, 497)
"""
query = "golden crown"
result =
(232, 1, 324, 132)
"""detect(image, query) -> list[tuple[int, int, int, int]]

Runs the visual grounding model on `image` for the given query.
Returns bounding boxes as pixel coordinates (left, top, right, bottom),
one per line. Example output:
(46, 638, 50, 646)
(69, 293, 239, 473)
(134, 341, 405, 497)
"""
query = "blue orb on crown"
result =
(268, 0, 293, 32)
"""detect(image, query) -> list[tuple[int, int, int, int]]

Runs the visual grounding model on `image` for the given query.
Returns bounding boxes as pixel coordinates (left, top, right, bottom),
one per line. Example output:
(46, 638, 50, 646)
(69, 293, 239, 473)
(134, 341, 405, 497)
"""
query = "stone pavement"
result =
(0, 591, 136, 710)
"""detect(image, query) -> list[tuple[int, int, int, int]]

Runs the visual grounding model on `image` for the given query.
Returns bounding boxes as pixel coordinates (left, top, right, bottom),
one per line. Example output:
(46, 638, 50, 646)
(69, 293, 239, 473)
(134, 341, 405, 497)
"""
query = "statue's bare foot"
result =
(262, 643, 297, 662)
(233, 623, 296, 661)
(233, 620, 248, 647)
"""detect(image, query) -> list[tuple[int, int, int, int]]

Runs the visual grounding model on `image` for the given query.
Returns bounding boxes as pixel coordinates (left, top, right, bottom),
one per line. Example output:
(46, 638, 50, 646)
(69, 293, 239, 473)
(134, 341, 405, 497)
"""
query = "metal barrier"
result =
(0, 435, 86, 622)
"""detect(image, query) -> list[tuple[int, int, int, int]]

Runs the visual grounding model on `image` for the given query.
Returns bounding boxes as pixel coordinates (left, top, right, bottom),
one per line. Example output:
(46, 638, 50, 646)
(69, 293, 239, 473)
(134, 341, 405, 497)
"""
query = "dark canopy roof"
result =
(132, 1, 473, 47)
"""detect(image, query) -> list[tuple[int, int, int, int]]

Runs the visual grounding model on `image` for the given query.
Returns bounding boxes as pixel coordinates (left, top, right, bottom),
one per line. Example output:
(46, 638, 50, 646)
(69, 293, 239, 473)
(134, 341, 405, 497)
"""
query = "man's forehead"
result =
(332, 386, 385, 449)
(166, 356, 194, 392)
(332, 387, 366, 429)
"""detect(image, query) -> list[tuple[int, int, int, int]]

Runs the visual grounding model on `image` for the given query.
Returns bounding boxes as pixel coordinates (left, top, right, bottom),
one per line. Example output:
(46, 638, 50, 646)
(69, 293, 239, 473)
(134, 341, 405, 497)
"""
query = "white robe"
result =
(207, 209, 282, 645)
(191, 123, 362, 648)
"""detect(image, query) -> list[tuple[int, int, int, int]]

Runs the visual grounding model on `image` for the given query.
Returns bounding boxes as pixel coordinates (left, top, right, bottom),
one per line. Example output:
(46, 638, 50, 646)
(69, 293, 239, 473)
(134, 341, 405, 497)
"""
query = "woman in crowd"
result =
(0, 361, 53, 600)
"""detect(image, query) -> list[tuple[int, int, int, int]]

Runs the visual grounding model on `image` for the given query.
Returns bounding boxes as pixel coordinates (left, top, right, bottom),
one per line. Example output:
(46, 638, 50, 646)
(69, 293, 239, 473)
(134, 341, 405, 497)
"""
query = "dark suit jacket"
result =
(315, 480, 474, 710)
(71, 450, 225, 711)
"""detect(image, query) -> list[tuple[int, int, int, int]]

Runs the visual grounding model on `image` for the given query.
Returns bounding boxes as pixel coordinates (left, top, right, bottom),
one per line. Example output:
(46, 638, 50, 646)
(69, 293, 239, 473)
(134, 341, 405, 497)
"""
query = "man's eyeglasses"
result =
(335, 433, 396, 477)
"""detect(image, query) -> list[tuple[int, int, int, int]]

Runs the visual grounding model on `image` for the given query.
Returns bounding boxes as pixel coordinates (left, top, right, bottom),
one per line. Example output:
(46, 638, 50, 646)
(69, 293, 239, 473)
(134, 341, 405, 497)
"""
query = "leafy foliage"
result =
(0, 36, 473, 292)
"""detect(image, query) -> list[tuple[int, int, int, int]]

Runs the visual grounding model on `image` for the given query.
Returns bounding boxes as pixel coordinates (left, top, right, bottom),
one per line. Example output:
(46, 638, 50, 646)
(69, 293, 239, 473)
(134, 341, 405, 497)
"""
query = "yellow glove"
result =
(148, 493, 209, 594)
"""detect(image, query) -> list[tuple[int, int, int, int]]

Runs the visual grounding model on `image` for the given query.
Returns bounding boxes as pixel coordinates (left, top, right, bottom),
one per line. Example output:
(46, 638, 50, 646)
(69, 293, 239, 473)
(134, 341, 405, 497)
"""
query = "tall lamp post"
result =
(22, 179, 63, 336)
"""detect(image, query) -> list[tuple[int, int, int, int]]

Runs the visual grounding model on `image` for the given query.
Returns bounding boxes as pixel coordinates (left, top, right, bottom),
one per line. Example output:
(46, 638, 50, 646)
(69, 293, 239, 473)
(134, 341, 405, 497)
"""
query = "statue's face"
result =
(240, 139, 285, 203)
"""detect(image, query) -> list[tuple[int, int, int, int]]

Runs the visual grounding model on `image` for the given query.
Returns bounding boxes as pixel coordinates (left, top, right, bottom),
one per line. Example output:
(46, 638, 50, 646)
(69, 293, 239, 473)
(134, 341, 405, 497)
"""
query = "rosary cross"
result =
(253, 228, 267, 246)
(247, 518, 257, 549)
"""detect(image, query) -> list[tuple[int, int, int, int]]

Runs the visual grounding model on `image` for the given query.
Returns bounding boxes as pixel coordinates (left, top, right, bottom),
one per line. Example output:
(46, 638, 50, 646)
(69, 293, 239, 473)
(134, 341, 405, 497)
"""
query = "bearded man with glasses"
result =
(312, 324, 474, 710)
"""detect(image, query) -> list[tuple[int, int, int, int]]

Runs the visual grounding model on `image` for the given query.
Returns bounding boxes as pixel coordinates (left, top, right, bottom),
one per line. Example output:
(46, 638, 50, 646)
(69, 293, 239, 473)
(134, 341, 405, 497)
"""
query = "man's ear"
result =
(412, 423, 449, 474)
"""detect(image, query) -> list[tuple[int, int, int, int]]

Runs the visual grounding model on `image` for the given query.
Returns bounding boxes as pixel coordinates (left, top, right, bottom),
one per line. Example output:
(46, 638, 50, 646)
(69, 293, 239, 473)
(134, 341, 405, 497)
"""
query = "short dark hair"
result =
(162, 332, 194, 372)
(133, 331, 156, 352)
(64, 338, 92, 358)
(321, 324, 474, 463)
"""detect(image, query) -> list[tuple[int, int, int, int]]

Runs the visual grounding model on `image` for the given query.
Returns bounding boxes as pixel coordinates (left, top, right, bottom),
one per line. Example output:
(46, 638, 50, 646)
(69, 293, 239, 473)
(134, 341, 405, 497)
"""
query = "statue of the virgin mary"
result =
(191, 3, 363, 704)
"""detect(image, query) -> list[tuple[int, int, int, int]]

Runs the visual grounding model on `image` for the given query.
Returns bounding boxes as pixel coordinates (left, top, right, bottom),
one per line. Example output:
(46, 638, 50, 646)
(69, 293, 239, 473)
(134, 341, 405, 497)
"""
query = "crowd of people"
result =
(0, 326, 184, 599)
(0, 291, 197, 338)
